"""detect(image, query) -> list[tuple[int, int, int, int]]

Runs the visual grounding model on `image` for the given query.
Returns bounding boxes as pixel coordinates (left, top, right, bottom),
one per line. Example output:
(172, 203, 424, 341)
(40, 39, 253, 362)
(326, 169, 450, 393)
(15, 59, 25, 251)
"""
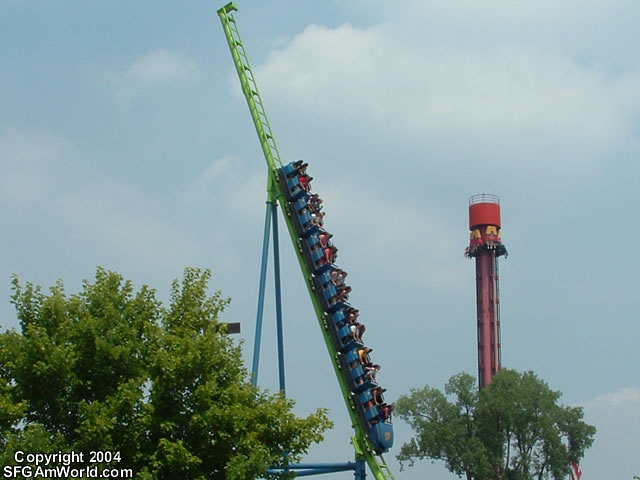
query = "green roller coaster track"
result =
(217, 4, 395, 480)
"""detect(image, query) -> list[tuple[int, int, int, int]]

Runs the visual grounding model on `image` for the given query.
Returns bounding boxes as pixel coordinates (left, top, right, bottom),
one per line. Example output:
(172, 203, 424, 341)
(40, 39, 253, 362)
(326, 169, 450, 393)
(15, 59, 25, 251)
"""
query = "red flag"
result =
(569, 462, 582, 480)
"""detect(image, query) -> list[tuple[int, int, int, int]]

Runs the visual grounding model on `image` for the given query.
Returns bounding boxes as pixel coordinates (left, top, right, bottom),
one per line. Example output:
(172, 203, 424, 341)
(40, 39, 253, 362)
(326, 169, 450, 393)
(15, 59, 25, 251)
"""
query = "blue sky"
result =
(1, 1, 639, 478)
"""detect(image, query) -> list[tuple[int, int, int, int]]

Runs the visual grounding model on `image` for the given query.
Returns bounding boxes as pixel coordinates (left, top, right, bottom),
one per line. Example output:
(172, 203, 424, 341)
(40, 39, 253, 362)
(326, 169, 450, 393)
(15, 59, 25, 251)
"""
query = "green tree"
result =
(395, 370, 595, 480)
(0, 268, 332, 480)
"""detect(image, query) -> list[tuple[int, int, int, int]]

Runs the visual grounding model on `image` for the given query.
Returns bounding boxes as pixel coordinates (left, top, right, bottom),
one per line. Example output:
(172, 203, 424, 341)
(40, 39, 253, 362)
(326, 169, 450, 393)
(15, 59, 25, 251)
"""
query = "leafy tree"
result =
(395, 370, 595, 480)
(0, 268, 332, 479)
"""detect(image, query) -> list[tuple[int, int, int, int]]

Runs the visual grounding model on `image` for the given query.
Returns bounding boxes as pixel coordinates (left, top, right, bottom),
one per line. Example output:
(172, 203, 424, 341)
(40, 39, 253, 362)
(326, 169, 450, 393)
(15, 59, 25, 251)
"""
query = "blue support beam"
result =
(267, 462, 357, 477)
(289, 468, 353, 477)
(284, 463, 358, 469)
(251, 201, 273, 386)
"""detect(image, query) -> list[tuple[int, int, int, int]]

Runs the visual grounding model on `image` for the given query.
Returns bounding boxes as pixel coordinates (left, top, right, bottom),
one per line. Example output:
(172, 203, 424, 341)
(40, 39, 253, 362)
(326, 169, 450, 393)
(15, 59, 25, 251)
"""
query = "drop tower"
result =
(465, 194, 508, 389)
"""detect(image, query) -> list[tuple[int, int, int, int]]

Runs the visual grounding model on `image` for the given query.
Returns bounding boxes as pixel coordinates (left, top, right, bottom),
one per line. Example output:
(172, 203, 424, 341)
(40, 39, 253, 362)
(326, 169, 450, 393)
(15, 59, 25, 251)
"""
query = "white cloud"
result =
(255, 23, 388, 118)
(579, 387, 640, 479)
(321, 179, 467, 292)
(0, 128, 279, 299)
(0, 128, 71, 205)
(115, 49, 199, 105)
(183, 156, 266, 220)
(53, 180, 203, 274)
(0, 127, 208, 277)
(254, 14, 640, 177)
(126, 49, 199, 84)
(582, 386, 640, 410)
(371, 0, 637, 50)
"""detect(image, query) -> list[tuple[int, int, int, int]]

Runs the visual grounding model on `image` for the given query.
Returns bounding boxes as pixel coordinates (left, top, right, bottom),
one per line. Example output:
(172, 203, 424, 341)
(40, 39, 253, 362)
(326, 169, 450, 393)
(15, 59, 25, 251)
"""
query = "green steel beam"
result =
(217, 2, 283, 175)
(217, 4, 394, 479)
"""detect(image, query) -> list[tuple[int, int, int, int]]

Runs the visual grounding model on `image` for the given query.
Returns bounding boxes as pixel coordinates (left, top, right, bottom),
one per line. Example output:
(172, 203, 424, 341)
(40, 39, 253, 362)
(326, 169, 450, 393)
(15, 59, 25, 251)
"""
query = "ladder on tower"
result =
(220, 4, 282, 174)
(353, 435, 395, 480)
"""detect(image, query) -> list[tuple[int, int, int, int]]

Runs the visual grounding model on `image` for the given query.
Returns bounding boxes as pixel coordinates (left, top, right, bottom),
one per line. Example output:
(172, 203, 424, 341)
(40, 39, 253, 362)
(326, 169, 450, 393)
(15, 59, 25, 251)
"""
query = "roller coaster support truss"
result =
(251, 190, 285, 391)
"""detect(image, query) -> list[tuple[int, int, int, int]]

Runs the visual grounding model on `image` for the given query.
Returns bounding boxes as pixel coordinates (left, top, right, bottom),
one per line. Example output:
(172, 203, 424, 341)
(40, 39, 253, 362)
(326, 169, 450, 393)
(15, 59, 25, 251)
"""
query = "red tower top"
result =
(468, 194, 501, 230)
(466, 194, 507, 259)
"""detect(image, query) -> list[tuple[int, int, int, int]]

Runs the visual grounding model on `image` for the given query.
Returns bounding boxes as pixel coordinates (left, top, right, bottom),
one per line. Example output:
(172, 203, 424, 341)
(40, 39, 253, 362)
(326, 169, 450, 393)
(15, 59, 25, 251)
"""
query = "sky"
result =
(1, 1, 639, 478)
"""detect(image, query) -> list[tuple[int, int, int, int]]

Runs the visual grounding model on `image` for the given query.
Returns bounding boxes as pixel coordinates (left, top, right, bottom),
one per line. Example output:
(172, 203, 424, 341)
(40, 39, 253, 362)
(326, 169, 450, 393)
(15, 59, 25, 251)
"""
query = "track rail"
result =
(217, 4, 394, 479)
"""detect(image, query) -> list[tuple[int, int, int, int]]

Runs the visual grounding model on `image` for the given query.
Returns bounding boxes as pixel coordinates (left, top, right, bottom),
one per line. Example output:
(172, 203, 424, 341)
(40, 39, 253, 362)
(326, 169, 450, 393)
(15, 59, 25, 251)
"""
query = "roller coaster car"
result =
(292, 196, 309, 215)
(352, 392, 377, 432)
(351, 389, 393, 453)
(312, 274, 349, 313)
(332, 321, 363, 353)
(301, 236, 335, 275)
(340, 350, 377, 393)
(314, 269, 333, 288)
(329, 308, 347, 328)
(279, 163, 299, 179)
(288, 196, 327, 238)
(289, 204, 314, 238)
(301, 232, 322, 256)
(370, 420, 394, 453)
(341, 348, 360, 369)
(355, 391, 379, 422)
(327, 309, 363, 352)
(301, 235, 325, 270)
(312, 274, 337, 311)
(358, 389, 374, 409)
(279, 163, 312, 201)
(278, 168, 306, 200)
(292, 192, 323, 215)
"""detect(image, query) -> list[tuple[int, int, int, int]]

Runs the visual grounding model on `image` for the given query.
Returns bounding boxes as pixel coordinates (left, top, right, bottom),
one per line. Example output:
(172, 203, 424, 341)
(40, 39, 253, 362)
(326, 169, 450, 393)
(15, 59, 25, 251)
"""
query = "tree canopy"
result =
(0, 267, 332, 480)
(395, 370, 596, 480)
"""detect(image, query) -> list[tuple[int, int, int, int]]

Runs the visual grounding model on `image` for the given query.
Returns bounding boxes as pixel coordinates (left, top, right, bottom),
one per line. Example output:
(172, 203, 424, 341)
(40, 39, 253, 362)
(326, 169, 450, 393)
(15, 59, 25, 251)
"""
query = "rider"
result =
(330, 268, 348, 286)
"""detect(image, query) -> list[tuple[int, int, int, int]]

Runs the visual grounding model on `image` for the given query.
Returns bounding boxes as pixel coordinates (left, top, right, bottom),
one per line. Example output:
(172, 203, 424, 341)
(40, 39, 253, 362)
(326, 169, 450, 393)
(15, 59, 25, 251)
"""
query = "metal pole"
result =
(355, 459, 367, 480)
(272, 201, 286, 394)
(251, 201, 272, 386)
